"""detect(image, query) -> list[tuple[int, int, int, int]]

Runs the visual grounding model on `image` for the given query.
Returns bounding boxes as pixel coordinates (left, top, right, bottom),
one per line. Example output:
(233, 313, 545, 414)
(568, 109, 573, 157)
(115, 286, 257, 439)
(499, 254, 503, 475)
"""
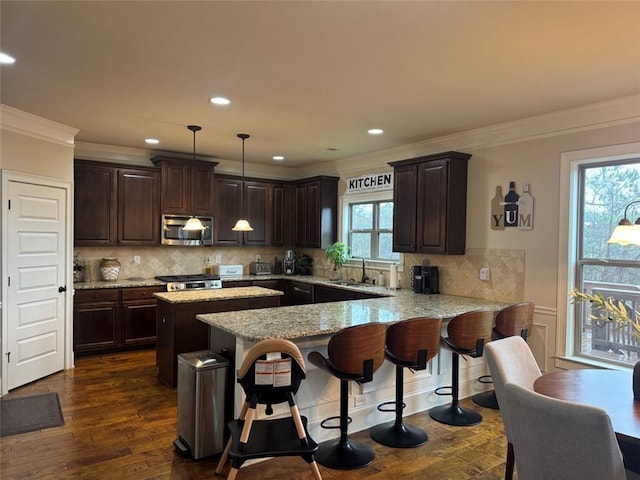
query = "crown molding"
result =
(0, 104, 78, 146)
(326, 94, 640, 177)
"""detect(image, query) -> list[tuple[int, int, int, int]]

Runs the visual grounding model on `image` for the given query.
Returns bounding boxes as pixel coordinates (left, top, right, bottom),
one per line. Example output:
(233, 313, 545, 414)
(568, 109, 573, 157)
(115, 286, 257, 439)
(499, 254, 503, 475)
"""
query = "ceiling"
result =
(1, 1, 639, 168)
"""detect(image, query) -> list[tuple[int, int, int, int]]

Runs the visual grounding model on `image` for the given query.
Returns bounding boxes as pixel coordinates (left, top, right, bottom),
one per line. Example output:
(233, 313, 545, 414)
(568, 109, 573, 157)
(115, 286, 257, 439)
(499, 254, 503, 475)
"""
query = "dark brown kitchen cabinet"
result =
(74, 286, 164, 355)
(74, 161, 117, 245)
(213, 175, 272, 246)
(294, 176, 339, 249)
(389, 151, 471, 255)
(314, 284, 382, 303)
(151, 156, 218, 216)
(73, 289, 120, 353)
(74, 160, 160, 246)
(156, 294, 282, 387)
(121, 286, 165, 346)
(271, 183, 291, 246)
(117, 168, 160, 245)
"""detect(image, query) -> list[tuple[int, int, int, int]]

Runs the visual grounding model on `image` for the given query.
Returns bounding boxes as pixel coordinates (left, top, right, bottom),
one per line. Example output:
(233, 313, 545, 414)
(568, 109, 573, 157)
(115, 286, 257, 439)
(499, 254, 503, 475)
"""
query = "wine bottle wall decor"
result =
(490, 181, 534, 230)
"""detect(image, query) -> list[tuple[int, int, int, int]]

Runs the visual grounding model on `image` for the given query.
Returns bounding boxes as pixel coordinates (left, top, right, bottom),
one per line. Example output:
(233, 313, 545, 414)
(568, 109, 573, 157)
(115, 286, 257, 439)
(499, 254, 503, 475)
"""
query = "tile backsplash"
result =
(75, 246, 524, 303)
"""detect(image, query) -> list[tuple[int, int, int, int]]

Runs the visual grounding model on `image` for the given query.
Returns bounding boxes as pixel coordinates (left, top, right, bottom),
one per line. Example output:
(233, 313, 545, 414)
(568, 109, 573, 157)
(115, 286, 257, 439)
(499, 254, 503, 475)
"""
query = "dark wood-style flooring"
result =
(1, 349, 510, 479)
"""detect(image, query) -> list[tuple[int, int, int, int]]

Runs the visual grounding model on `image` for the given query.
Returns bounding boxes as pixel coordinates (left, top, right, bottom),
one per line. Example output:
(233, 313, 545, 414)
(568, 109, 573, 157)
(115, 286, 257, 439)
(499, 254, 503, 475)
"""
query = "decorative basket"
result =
(100, 257, 121, 281)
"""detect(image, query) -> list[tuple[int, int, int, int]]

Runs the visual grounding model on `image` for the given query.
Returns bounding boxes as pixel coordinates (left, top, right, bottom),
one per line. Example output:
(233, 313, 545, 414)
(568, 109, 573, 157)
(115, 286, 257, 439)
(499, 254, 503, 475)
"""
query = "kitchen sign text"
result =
(346, 172, 393, 194)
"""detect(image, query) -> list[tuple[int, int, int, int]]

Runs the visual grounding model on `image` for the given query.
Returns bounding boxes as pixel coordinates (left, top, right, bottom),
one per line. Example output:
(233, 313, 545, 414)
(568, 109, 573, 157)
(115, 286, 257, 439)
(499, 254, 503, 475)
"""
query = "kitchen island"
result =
(154, 286, 283, 387)
(197, 292, 509, 442)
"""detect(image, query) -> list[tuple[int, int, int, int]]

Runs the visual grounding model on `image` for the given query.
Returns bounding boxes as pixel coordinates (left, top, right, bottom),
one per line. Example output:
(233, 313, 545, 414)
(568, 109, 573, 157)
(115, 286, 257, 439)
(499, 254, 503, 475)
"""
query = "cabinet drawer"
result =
(121, 285, 165, 301)
(75, 289, 119, 303)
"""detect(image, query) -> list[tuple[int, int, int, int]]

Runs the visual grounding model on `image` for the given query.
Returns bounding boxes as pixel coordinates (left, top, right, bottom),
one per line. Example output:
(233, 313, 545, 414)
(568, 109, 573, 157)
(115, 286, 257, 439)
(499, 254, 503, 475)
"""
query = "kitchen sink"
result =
(329, 281, 374, 288)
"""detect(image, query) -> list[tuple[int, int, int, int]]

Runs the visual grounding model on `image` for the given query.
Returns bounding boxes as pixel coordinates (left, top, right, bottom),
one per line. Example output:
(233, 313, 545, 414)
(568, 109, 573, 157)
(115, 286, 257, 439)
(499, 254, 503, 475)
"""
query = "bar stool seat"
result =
(472, 302, 534, 410)
(370, 317, 442, 448)
(429, 309, 494, 427)
(307, 323, 387, 470)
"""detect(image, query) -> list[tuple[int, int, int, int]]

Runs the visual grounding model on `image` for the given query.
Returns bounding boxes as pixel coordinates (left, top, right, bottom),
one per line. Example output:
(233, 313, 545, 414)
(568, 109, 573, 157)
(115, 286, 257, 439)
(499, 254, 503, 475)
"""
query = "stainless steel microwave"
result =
(161, 215, 213, 246)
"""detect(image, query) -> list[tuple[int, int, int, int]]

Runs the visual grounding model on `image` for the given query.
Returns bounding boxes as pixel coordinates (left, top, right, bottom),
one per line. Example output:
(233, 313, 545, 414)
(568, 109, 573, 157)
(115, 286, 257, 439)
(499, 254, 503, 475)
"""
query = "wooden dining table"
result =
(534, 369, 640, 472)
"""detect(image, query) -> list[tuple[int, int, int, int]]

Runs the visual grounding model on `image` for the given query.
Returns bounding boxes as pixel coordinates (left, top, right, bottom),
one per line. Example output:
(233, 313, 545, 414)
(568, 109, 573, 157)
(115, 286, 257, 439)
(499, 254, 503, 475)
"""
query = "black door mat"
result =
(1, 392, 64, 437)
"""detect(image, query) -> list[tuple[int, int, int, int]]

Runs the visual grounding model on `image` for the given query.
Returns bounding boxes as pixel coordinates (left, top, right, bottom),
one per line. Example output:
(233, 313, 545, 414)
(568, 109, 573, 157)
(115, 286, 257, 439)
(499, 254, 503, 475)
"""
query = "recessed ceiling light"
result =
(368, 128, 384, 135)
(0, 52, 16, 64)
(210, 96, 231, 105)
(273, 155, 284, 161)
(145, 138, 160, 145)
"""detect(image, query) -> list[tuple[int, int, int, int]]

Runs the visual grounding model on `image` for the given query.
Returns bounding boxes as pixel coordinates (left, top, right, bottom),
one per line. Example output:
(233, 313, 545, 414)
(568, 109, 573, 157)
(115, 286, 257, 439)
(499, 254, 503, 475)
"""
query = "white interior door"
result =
(5, 180, 67, 390)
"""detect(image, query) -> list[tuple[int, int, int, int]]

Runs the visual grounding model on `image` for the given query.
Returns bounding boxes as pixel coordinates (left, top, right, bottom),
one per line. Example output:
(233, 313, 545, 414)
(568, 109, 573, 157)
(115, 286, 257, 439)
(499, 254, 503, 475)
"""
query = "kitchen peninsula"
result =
(154, 286, 283, 387)
(196, 289, 509, 442)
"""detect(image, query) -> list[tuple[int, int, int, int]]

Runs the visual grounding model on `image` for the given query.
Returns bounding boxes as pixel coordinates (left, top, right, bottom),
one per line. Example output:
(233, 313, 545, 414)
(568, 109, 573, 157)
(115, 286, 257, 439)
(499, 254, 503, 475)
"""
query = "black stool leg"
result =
(472, 390, 500, 409)
(429, 352, 483, 426)
(316, 379, 375, 469)
(370, 365, 427, 448)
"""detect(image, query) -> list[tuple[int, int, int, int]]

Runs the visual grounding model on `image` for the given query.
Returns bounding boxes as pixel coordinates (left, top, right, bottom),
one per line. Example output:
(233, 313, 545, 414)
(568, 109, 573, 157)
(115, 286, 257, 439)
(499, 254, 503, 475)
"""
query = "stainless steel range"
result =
(155, 274, 222, 292)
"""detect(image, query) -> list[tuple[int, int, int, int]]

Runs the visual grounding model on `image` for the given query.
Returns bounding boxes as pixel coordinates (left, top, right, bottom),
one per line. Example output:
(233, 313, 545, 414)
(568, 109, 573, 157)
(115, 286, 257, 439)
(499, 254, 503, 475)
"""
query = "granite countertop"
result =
(73, 278, 166, 289)
(154, 286, 284, 304)
(197, 293, 510, 343)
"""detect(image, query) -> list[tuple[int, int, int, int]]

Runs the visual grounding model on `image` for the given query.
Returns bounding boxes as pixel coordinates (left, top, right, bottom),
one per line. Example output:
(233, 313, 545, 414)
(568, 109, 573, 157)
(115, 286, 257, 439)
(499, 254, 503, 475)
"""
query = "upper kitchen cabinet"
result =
(294, 176, 339, 249)
(74, 160, 160, 246)
(389, 151, 470, 255)
(151, 156, 218, 216)
(271, 183, 292, 247)
(213, 175, 272, 246)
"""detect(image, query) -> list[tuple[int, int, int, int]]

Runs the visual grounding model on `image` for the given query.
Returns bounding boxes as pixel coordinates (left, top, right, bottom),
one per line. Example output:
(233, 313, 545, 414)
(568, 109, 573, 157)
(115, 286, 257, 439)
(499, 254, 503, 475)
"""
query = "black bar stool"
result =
(472, 302, 535, 410)
(370, 317, 442, 448)
(428, 309, 494, 426)
(307, 323, 387, 470)
(216, 338, 322, 480)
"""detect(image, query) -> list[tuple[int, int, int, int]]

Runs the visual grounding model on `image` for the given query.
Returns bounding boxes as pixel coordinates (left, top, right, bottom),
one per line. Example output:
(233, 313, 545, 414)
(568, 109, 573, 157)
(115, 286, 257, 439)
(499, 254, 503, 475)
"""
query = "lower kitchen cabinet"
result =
(156, 295, 282, 388)
(73, 285, 164, 355)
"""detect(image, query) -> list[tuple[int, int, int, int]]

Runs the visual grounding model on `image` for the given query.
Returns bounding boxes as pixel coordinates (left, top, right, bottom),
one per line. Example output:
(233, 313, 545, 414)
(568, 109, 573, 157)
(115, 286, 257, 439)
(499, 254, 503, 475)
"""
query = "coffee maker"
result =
(283, 249, 296, 275)
(411, 265, 439, 294)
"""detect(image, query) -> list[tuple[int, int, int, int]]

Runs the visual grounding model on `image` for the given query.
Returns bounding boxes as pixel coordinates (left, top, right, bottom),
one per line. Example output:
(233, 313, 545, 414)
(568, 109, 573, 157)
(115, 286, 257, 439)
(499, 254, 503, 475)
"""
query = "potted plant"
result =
(570, 288, 640, 399)
(325, 242, 350, 280)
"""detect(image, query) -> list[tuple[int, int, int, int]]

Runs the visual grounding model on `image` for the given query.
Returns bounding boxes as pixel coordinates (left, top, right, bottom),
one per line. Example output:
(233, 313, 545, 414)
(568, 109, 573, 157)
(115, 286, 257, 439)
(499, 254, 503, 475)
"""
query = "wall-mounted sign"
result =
(491, 181, 534, 230)
(346, 172, 393, 194)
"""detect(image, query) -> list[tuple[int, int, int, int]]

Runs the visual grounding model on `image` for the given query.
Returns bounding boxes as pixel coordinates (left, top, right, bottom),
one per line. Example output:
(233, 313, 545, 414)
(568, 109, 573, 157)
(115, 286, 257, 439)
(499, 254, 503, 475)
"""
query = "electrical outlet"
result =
(354, 394, 367, 407)
(133, 255, 140, 265)
(480, 267, 490, 281)
(215, 254, 221, 264)
(256, 255, 261, 262)
(204, 256, 211, 266)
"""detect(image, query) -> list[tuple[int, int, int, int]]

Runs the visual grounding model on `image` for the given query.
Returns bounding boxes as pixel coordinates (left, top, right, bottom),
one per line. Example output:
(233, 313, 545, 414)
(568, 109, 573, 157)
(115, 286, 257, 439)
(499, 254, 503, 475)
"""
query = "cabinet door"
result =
(244, 181, 271, 246)
(121, 300, 158, 346)
(74, 161, 117, 246)
(392, 164, 418, 252)
(191, 162, 215, 216)
(118, 168, 160, 245)
(73, 301, 120, 353)
(416, 160, 447, 253)
(271, 184, 287, 246)
(306, 181, 321, 248)
(214, 176, 243, 245)
(160, 161, 190, 214)
(294, 183, 308, 247)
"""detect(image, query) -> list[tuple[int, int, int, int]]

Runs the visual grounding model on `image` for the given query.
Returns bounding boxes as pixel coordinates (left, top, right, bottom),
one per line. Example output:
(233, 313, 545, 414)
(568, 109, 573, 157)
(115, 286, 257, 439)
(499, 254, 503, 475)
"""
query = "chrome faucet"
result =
(361, 258, 369, 284)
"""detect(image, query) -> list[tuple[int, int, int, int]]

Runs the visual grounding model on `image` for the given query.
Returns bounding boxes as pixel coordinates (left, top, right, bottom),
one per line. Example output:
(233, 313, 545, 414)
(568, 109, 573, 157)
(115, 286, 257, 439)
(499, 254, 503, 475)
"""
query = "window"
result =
(341, 191, 400, 263)
(574, 158, 640, 366)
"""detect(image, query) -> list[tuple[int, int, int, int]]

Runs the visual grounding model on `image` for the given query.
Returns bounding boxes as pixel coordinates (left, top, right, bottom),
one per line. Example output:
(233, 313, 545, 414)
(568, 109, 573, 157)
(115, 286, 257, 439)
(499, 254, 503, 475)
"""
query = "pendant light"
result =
(232, 133, 254, 232)
(182, 125, 208, 231)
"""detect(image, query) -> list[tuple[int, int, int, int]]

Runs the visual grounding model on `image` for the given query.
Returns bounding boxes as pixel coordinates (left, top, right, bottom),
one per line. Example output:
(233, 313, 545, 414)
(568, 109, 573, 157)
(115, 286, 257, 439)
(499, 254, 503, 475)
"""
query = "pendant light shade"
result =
(182, 125, 207, 232)
(232, 133, 254, 232)
(607, 200, 640, 246)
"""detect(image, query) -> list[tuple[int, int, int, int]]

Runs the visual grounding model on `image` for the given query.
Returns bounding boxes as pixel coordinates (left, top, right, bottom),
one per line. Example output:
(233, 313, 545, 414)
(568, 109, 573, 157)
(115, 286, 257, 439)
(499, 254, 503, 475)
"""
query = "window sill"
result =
(553, 354, 634, 372)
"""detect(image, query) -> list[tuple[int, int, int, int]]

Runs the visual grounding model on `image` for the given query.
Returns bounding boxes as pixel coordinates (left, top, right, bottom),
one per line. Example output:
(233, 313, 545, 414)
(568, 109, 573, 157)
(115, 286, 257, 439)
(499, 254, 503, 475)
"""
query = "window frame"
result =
(558, 141, 640, 371)
(340, 190, 403, 270)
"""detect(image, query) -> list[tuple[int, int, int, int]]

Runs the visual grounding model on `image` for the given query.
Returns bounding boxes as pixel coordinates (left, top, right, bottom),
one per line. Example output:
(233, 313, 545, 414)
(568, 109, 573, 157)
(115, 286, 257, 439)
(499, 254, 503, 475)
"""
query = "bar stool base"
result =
(315, 438, 375, 470)
(370, 422, 428, 448)
(472, 390, 500, 410)
(429, 404, 483, 426)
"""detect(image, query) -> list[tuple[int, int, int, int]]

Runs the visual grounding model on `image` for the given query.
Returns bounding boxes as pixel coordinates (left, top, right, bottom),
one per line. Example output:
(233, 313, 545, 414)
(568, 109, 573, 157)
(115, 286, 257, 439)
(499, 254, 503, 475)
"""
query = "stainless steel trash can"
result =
(174, 350, 229, 460)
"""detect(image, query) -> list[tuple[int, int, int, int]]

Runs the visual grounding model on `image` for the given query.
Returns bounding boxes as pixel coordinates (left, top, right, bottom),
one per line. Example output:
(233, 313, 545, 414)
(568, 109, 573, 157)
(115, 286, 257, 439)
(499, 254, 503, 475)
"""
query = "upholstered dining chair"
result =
(484, 335, 541, 480)
(504, 382, 639, 480)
